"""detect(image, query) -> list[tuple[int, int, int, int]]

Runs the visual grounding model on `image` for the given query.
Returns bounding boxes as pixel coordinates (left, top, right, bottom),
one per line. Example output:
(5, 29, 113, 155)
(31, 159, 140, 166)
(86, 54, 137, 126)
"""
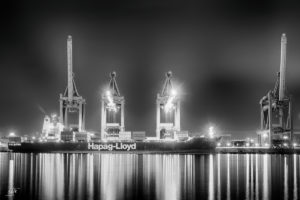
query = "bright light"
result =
(283, 143, 288, 147)
(164, 89, 178, 112)
(246, 143, 250, 147)
(283, 136, 288, 140)
(90, 133, 95, 137)
(32, 136, 36, 140)
(208, 126, 215, 138)
(263, 133, 268, 138)
(9, 132, 15, 137)
(250, 139, 254, 143)
(255, 143, 259, 147)
(264, 143, 269, 147)
(164, 102, 174, 112)
(226, 142, 231, 146)
(217, 142, 221, 146)
(293, 143, 297, 147)
(171, 89, 177, 96)
(106, 90, 117, 112)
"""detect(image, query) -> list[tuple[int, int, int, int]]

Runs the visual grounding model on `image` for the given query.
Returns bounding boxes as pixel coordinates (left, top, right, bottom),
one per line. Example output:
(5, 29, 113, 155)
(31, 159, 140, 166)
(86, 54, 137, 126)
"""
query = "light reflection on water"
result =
(0, 153, 300, 200)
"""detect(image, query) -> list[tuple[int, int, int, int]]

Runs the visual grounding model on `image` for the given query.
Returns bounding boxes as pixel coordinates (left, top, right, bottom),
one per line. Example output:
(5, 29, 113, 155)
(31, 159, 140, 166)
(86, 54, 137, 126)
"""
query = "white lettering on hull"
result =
(88, 143, 137, 151)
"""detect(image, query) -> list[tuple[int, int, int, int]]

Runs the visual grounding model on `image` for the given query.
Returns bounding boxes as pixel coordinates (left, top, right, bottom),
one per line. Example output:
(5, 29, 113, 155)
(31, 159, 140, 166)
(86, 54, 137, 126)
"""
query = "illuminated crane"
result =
(259, 33, 293, 147)
(59, 35, 86, 132)
(156, 71, 180, 139)
(101, 72, 125, 140)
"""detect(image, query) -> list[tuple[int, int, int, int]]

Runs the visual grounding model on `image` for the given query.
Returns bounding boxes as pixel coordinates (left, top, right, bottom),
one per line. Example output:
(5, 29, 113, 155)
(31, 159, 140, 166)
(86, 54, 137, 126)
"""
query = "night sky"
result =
(1, 0, 300, 138)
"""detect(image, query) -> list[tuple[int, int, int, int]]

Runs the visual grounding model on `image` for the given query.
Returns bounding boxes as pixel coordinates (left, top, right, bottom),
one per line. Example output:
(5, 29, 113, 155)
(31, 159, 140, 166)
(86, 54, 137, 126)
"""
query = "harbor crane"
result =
(259, 33, 293, 147)
(101, 72, 125, 140)
(156, 71, 181, 139)
(59, 35, 86, 132)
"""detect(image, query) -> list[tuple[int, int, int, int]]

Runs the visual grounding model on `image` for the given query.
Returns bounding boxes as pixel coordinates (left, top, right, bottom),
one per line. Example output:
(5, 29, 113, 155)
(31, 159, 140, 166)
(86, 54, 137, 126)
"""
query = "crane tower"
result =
(259, 33, 293, 147)
(101, 72, 125, 140)
(59, 35, 86, 132)
(156, 71, 180, 139)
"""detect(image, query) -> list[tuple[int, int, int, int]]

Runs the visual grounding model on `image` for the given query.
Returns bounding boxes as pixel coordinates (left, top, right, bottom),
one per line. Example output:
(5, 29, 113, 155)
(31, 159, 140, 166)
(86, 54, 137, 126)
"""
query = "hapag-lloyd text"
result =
(88, 143, 136, 151)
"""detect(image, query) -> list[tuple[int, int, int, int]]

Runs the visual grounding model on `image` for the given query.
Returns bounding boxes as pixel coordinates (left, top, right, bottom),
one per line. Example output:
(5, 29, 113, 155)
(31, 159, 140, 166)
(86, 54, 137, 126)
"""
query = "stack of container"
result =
(176, 131, 189, 141)
(132, 131, 146, 141)
(75, 132, 89, 142)
(61, 131, 74, 142)
(119, 132, 132, 140)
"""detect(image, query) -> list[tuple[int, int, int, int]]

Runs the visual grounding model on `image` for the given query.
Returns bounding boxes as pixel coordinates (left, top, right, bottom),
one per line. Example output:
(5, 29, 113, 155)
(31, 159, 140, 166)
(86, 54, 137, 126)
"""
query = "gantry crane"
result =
(156, 71, 180, 139)
(59, 36, 86, 132)
(101, 72, 125, 140)
(259, 33, 293, 147)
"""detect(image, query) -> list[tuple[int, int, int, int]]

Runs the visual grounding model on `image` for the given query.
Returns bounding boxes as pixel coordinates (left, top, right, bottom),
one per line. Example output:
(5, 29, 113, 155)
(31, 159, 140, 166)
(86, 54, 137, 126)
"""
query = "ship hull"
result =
(8, 138, 217, 153)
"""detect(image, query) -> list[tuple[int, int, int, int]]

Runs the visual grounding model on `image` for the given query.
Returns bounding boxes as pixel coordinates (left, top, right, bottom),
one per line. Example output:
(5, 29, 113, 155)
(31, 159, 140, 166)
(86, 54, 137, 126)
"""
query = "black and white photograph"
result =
(1, 0, 300, 199)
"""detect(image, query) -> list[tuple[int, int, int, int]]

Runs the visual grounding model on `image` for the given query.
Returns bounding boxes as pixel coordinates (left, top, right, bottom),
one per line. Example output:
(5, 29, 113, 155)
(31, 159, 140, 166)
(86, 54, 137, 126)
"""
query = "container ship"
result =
(7, 35, 218, 153)
(8, 137, 218, 153)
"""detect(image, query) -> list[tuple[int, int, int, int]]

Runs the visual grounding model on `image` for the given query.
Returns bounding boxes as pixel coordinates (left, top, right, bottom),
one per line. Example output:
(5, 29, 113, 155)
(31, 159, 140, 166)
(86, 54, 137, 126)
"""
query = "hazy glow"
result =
(171, 89, 177, 96)
(9, 132, 15, 137)
(208, 126, 215, 138)
(164, 89, 177, 112)
(106, 90, 117, 112)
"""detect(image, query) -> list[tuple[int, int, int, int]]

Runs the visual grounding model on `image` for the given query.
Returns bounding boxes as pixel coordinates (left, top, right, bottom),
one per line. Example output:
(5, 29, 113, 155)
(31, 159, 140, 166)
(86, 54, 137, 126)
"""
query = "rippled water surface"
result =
(0, 153, 299, 200)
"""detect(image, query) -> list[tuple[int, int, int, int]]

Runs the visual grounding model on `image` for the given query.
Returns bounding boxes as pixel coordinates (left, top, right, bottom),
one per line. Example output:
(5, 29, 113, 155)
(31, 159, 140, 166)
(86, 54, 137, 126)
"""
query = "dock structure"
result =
(59, 36, 86, 132)
(101, 72, 125, 140)
(156, 71, 181, 139)
(259, 33, 293, 147)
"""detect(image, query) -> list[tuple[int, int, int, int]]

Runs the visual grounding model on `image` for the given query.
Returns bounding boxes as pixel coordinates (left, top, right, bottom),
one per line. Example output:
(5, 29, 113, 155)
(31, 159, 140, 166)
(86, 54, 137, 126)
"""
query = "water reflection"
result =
(208, 155, 214, 200)
(1, 153, 300, 200)
(294, 154, 297, 200)
(284, 156, 288, 200)
(227, 154, 230, 200)
(217, 154, 221, 200)
(8, 158, 14, 200)
(255, 155, 259, 200)
(263, 154, 269, 200)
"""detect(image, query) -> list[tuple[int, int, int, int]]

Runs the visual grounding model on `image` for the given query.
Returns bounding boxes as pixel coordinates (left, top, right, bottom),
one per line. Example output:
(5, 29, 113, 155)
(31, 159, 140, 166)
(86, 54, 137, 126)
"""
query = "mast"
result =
(279, 33, 287, 101)
(67, 35, 73, 101)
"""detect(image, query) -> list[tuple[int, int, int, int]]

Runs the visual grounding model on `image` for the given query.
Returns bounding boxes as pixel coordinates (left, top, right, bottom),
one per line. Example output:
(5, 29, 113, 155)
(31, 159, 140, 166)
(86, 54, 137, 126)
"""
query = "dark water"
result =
(0, 153, 299, 200)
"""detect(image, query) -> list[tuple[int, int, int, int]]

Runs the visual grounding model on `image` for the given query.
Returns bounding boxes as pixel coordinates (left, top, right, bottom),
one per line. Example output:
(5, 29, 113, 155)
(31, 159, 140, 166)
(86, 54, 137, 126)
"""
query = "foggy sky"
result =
(1, 0, 300, 138)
